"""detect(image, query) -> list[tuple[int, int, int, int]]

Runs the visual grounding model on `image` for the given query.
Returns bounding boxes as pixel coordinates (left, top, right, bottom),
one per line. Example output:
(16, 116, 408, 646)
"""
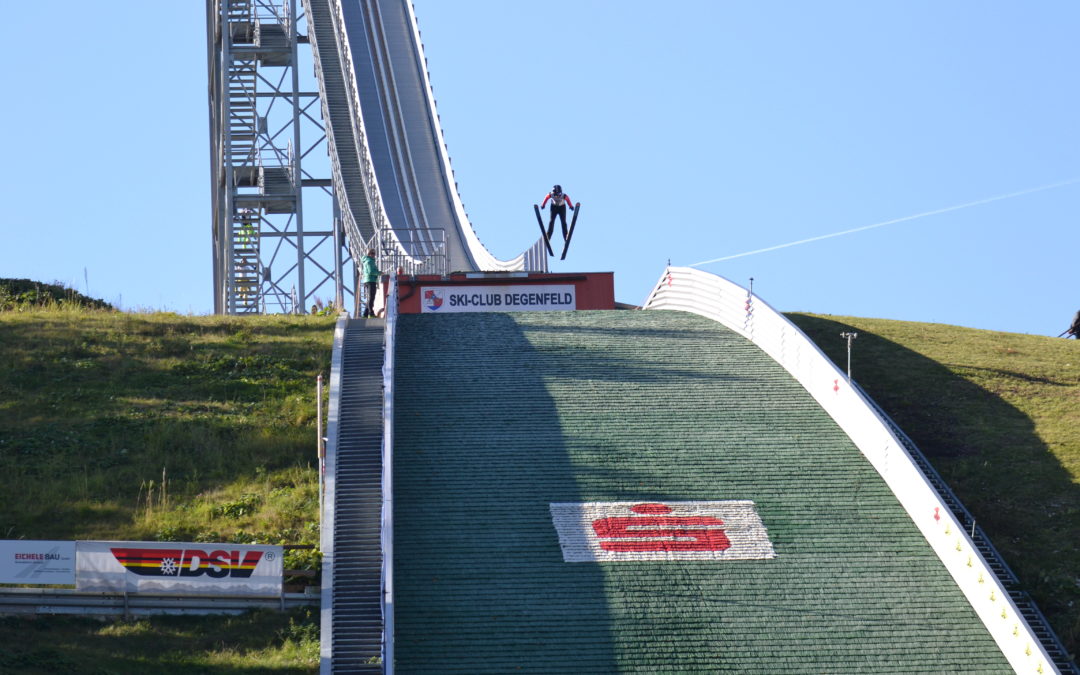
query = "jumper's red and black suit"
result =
(540, 190, 575, 241)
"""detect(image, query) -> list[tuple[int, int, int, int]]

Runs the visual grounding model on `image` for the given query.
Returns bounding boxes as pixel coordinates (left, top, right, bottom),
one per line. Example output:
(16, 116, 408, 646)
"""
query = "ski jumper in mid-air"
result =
(540, 185, 575, 241)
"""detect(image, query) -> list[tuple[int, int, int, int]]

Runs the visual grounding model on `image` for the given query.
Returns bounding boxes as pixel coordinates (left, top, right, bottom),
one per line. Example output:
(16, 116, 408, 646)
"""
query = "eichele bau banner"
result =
(0, 540, 76, 585)
(76, 541, 283, 596)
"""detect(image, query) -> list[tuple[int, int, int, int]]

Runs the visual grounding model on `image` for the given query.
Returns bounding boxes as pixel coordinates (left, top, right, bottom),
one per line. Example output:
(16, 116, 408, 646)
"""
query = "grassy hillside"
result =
(0, 305, 1076, 669)
(0, 306, 334, 672)
(789, 313, 1079, 661)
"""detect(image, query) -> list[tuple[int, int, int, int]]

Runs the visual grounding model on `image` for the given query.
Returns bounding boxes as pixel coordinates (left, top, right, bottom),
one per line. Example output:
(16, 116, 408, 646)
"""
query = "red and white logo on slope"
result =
(549, 501, 775, 562)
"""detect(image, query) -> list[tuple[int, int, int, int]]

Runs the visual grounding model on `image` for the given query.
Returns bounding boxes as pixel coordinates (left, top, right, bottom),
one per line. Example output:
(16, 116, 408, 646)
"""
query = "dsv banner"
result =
(76, 541, 283, 596)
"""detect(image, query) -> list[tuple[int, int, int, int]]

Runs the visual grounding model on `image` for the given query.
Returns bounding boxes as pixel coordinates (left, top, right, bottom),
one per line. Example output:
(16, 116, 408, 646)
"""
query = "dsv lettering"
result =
(110, 548, 266, 579)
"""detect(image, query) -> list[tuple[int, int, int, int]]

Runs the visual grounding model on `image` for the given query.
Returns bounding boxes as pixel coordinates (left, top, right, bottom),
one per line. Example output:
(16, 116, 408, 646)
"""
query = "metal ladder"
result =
(330, 318, 386, 672)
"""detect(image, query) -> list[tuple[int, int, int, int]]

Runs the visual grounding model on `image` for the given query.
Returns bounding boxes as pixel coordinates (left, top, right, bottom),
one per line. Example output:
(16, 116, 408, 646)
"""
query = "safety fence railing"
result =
(853, 381, 1077, 674)
(256, 139, 293, 172)
(642, 266, 1061, 675)
(366, 227, 448, 278)
(0, 588, 316, 618)
(380, 275, 399, 673)
(252, 0, 291, 32)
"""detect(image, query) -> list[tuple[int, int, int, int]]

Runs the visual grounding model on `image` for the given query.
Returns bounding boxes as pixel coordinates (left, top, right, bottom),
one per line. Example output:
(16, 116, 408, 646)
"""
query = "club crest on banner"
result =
(549, 501, 775, 562)
(424, 288, 444, 311)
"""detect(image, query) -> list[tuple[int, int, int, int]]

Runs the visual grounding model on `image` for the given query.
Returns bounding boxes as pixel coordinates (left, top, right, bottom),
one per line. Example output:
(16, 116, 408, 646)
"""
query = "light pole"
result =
(840, 332, 858, 382)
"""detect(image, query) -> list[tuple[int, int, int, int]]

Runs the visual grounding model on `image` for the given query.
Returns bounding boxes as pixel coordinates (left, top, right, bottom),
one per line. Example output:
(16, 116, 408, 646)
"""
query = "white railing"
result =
(642, 266, 1058, 675)
(380, 276, 398, 673)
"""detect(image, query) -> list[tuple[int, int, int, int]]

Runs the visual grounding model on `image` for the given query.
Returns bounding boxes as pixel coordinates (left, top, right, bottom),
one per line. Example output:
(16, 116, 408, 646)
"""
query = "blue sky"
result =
(2, 1, 1077, 336)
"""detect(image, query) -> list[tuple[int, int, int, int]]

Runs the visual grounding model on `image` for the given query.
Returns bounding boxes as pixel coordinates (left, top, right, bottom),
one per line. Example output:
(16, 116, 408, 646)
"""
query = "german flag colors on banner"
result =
(75, 541, 282, 596)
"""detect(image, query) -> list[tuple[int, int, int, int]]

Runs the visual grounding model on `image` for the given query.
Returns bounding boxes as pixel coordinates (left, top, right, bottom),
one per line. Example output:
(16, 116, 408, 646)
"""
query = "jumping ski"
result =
(533, 204, 554, 257)
(560, 203, 581, 260)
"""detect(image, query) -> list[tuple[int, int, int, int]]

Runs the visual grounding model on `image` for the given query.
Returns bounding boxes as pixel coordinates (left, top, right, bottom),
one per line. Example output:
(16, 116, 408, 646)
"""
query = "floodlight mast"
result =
(207, 0, 350, 315)
(840, 331, 858, 381)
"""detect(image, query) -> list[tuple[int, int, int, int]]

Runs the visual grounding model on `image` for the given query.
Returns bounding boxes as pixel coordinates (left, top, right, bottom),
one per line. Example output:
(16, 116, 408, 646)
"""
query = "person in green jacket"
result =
(360, 249, 381, 318)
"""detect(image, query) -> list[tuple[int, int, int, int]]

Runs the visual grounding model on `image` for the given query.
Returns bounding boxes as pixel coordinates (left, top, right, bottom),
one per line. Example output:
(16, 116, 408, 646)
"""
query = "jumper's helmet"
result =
(552, 184, 562, 194)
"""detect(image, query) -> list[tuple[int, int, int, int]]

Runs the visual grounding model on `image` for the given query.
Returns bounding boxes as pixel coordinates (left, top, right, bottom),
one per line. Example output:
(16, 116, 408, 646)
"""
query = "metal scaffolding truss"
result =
(208, 0, 351, 314)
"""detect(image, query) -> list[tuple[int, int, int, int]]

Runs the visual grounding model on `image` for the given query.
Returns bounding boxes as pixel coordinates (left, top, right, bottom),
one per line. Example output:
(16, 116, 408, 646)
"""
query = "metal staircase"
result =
(302, 0, 379, 262)
(229, 207, 261, 313)
(328, 318, 386, 672)
(259, 165, 297, 214)
(221, 0, 262, 314)
(226, 62, 257, 169)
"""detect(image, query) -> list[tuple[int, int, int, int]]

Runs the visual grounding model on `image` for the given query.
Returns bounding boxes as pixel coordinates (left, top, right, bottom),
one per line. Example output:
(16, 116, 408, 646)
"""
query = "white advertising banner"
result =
(0, 540, 76, 585)
(76, 541, 283, 596)
(420, 284, 576, 313)
(550, 501, 776, 562)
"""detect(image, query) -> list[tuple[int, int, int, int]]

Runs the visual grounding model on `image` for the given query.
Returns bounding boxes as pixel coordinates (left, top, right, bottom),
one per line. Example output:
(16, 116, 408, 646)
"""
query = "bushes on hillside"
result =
(0, 278, 114, 311)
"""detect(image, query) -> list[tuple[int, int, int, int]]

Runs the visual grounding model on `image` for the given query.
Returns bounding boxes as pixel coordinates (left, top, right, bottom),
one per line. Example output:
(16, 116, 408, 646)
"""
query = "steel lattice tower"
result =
(207, 0, 350, 315)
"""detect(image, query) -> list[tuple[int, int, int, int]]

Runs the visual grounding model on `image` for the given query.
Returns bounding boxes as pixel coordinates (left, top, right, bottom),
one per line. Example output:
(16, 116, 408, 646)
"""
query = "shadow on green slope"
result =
(788, 313, 1079, 660)
(393, 313, 617, 673)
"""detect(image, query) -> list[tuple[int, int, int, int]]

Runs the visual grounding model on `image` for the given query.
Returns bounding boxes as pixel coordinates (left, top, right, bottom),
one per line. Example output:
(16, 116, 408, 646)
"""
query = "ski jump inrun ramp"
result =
(304, 0, 547, 277)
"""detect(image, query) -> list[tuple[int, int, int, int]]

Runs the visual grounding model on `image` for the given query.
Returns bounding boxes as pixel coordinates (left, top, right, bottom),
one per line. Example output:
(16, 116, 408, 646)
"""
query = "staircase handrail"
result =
(380, 275, 398, 673)
(363, 227, 448, 277)
(852, 379, 1077, 672)
(312, 0, 426, 276)
(304, 18, 367, 271)
(641, 266, 1059, 674)
(280, 0, 291, 35)
(318, 313, 348, 667)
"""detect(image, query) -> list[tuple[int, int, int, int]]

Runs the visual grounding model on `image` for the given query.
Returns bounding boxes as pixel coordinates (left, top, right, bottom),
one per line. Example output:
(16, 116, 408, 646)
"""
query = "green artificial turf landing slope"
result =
(391, 310, 1010, 674)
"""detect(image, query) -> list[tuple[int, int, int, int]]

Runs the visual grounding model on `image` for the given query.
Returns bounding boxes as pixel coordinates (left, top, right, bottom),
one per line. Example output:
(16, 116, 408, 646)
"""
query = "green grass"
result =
(0, 608, 319, 673)
(0, 309, 334, 542)
(0, 306, 334, 672)
(789, 313, 1080, 659)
